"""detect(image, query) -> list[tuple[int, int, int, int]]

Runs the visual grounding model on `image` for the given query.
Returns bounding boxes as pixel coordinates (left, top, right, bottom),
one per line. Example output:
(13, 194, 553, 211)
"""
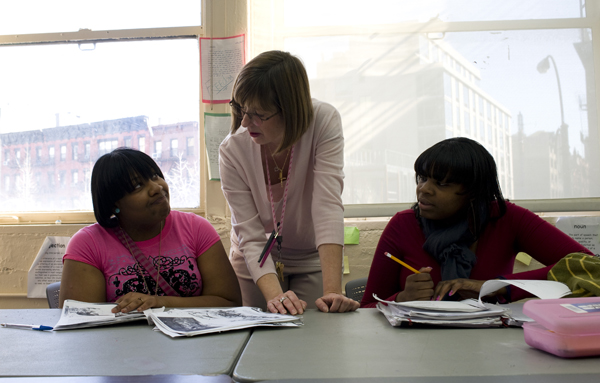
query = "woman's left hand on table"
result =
(315, 292, 359, 313)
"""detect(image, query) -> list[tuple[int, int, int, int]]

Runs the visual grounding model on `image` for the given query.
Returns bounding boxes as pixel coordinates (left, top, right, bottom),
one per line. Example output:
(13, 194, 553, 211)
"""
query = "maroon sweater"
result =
(361, 202, 592, 308)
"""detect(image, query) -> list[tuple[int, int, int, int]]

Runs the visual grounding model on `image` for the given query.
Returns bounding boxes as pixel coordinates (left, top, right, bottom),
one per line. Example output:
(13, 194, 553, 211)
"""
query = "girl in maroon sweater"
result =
(361, 138, 591, 307)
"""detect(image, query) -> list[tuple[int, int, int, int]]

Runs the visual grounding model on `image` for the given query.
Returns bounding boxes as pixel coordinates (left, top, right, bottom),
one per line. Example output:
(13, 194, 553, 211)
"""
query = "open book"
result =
(375, 280, 571, 328)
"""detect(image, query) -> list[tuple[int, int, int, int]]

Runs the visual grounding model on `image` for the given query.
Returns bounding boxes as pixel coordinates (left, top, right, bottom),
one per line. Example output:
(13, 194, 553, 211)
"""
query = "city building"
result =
(0, 116, 199, 211)
(308, 34, 514, 204)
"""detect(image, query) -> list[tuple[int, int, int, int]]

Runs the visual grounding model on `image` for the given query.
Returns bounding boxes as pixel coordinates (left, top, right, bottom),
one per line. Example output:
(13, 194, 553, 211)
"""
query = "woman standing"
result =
(361, 137, 592, 307)
(60, 148, 242, 311)
(219, 50, 358, 314)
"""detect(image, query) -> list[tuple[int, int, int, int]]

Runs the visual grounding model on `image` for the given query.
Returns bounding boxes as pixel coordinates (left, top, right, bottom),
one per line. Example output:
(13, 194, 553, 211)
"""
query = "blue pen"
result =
(1, 323, 53, 331)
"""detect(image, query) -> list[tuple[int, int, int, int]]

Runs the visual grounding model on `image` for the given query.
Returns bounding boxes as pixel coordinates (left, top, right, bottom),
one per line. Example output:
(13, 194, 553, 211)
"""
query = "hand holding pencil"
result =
(385, 252, 434, 302)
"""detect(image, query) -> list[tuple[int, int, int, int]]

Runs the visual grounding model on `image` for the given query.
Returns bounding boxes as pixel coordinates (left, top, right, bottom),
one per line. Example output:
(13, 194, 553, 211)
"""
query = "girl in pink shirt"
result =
(61, 148, 241, 312)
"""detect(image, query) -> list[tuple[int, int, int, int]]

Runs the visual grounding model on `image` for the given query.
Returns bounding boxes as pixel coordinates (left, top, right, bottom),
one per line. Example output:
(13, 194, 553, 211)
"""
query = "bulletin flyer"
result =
(556, 217, 600, 257)
(27, 236, 71, 298)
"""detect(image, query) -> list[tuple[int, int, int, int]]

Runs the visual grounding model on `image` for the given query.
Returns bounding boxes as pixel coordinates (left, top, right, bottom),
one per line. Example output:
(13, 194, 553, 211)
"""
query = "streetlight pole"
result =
(537, 55, 566, 127)
(537, 55, 570, 197)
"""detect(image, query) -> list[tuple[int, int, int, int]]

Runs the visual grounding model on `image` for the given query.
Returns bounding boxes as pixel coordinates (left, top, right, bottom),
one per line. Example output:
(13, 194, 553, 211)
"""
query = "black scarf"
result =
(421, 216, 477, 281)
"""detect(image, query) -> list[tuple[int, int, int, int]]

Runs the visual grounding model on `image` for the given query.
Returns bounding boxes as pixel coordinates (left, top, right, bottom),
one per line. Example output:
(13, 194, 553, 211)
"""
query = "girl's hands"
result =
(431, 278, 485, 301)
(396, 267, 434, 302)
(112, 292, 159, 313)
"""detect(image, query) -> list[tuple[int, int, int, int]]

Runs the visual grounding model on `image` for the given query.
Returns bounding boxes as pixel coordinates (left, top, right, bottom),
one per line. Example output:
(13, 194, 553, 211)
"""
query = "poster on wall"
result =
(27, 236, 71, 298)
(205, 112, 232, 181)
(556, 217, 600, 257)
(200, 34, 245, 104)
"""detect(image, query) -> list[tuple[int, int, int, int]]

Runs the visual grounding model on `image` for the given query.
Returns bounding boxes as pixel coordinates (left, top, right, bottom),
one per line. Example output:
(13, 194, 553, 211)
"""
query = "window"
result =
(98, 139, 118, 156)
(259, 0, 600, 210)
(58, 171, 66, 189)
(36, 147, 42, 163)
(464, 111, 471, 136)
(154, 141, 163, 159)
(444, 100, 453, 128)
(139, 137, 146, 153)
(170, 138, 179, 157)
(187, 137, 195, 156)
(0, 1, 202, 214)
(84, 142, 91, 161)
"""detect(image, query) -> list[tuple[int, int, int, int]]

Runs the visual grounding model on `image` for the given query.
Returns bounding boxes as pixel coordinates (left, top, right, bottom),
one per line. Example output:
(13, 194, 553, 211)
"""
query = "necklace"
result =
(268, 146, 291, 187)
(124, 221, 163, 296)
(262, 145, 295, 281)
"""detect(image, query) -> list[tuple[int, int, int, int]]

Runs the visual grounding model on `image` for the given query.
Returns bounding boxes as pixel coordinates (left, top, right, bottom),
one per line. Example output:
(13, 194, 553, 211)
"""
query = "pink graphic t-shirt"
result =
(64, 211, 221, 302)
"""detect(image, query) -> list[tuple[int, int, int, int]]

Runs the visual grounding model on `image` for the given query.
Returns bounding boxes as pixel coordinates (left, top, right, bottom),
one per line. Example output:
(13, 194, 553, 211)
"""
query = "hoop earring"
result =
(115, 208, 121, 214)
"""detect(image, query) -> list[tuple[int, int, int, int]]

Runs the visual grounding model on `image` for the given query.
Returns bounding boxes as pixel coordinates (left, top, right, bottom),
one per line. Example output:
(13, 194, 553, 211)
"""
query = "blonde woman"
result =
(219, 51, 358, 314)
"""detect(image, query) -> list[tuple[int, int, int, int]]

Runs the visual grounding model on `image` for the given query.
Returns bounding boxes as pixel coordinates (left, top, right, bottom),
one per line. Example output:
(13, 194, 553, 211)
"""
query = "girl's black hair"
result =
(412, 137, 506, 237)
(91, 147, 164, 228)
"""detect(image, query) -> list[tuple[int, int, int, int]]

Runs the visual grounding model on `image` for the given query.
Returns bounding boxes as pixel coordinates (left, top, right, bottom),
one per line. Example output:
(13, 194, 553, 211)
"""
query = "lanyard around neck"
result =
(264, 144, 295, 238)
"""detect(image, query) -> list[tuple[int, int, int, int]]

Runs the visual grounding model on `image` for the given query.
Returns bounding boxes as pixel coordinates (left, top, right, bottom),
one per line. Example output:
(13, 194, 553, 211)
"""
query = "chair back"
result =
(46, 282, 61, 309)
(345, 277, 368, 303)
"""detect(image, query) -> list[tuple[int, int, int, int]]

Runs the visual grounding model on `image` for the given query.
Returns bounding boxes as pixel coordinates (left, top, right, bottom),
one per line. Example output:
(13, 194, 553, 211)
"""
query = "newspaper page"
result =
(54, 300, 163, 330)
(27, 236, 71, 298)
(148, 307, 301, 338)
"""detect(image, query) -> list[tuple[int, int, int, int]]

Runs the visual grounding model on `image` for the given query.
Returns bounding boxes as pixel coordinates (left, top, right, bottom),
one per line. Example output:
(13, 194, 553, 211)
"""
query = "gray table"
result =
(233, 308, 600, 382)
(0, 309, 251, 377)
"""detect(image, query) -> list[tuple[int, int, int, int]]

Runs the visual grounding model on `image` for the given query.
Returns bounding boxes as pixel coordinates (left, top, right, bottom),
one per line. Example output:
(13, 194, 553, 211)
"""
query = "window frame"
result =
(0, 7, 206, 225)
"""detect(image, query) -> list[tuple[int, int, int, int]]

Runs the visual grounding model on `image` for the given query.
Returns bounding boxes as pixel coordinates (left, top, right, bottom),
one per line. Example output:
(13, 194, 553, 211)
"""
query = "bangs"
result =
(232, 73, 278, 113)
(414, 143, 474, 186)
(91, 147, 164, 227)
(99, 150, 162, 200)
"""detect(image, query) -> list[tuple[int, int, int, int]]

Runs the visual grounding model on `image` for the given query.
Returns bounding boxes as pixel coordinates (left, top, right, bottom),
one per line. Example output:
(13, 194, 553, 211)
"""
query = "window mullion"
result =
(0, 26, 203, 46)
(278, 18, 595, 39)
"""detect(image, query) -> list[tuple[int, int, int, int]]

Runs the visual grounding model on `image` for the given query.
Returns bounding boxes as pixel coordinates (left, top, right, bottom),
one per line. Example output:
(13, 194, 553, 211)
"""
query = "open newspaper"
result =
(54, 300, 159, 330)
(55, 300, 301, 336)
(147, 307, 302, 338)
(375, 280, 571, 328)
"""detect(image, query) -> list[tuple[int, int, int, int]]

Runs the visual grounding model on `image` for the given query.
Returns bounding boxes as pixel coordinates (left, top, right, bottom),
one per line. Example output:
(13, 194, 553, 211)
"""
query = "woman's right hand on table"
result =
(395, 267, 434, 302)
(266, 290, 307, 315)
(257, 274, 306, 315)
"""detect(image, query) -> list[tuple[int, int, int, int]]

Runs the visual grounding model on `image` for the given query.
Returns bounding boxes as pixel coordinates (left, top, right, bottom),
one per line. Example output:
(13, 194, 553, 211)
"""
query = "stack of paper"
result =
(376, 298, 510, 327)
(147, 307, 302, 338)
(375, 280, 572, 328)
(54, 300, 160, 330)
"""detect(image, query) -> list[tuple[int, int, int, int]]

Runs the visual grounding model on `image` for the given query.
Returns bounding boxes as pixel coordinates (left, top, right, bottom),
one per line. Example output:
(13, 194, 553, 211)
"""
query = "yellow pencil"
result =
(384, 252, 421, 274)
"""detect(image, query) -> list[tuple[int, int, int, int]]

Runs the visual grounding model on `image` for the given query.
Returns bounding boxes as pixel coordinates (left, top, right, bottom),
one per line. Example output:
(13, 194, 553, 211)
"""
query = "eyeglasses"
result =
(230, 101, 279, 126)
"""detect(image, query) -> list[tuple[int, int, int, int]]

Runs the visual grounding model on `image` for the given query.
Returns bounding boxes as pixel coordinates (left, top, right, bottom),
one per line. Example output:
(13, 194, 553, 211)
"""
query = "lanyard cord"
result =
(264, 144, 295, 238)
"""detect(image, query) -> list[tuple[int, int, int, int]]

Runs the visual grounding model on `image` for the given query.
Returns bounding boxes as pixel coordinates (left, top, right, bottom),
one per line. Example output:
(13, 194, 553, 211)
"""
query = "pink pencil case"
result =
(523, 297, 600, 358)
